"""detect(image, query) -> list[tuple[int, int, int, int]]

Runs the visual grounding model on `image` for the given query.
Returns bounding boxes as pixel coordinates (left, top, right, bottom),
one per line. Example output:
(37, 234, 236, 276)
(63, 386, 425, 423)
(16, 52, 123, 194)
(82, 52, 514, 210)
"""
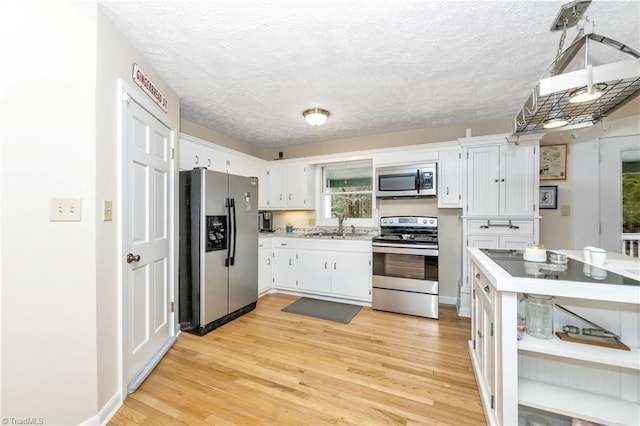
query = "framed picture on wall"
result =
(539, 186, 558, 209)
(540, 144, 567, 180)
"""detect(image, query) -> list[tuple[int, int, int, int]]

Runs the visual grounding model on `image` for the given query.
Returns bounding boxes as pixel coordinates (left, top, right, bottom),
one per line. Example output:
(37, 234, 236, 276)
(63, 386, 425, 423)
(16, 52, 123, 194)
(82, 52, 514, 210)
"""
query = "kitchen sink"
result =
(305, 231, 346, 238)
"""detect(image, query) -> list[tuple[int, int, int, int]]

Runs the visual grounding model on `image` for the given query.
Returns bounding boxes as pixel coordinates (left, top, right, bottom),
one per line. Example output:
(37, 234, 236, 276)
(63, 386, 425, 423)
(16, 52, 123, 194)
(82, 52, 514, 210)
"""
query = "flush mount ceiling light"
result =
(302, 108, 330, 126)
(512, 0, 640, 136)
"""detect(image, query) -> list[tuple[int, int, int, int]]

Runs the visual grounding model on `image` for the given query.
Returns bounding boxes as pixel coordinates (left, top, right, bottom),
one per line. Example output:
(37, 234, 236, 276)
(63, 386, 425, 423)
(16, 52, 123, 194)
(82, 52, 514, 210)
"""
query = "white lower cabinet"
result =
(269, 238, 372, 302)
(470, 264, 497, 422)
(459, 218, 538, 317)
(258, 239, 272, 294)
(296, 239, 372, 302)
(272, 239, 297, 290)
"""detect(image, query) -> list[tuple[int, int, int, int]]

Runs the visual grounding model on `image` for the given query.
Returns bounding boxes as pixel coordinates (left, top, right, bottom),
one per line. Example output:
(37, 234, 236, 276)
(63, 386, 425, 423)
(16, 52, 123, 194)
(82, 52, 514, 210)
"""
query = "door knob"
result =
(126, 253, 141, 263)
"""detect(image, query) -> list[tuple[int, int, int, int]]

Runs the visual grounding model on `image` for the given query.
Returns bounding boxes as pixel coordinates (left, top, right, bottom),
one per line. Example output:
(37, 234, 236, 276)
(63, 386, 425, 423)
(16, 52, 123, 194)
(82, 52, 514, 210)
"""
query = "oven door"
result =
(371, 244, 439, 318)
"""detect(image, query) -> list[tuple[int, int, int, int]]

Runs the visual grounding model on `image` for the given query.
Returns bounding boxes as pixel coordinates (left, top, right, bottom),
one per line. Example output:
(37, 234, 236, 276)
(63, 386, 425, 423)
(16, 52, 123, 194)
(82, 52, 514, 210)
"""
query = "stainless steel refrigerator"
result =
(179, 168, 259, 335)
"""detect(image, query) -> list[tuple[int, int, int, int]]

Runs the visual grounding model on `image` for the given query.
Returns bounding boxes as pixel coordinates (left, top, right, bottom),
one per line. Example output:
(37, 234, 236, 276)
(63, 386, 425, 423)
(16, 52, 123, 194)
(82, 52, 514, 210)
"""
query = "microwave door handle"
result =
(415, 169, 421, 194)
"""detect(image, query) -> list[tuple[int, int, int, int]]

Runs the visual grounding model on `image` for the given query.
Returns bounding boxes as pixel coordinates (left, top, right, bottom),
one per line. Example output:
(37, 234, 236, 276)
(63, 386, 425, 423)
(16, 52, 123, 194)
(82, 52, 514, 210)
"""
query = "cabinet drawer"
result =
(467, 219, 533, 235)
(297, 239, 370, 253)
(473, 267, 494, 309)
(272, 238, 298, 249)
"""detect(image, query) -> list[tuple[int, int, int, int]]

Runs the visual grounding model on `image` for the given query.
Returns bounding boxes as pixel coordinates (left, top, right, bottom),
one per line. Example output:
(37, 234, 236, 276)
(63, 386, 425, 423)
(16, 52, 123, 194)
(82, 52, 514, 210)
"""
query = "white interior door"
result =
(124, 93, 175, 393)
(599, 134, 640, 253)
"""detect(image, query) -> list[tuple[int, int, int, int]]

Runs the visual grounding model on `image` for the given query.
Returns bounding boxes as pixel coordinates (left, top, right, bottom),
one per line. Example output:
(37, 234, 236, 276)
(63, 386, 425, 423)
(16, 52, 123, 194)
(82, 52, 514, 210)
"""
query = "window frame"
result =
(316, 159, 377, 228)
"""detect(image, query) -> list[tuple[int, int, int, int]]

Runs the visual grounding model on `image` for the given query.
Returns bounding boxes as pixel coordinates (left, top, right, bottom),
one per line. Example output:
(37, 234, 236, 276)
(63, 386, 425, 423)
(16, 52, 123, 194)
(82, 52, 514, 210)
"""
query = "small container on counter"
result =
(286, 223, 293, 233)
(523, 243, 547, 262)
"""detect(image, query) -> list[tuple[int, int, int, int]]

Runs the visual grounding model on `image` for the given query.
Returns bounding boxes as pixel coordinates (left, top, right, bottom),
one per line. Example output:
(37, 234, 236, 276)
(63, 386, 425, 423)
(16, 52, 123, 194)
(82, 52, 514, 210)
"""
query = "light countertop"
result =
(259, 230, 377, 241)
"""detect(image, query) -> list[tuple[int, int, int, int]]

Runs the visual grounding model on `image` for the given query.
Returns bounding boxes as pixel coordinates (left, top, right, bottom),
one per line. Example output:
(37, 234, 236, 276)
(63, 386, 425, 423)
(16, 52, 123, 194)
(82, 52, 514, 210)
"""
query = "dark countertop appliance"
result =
(372, 216, 439, 319)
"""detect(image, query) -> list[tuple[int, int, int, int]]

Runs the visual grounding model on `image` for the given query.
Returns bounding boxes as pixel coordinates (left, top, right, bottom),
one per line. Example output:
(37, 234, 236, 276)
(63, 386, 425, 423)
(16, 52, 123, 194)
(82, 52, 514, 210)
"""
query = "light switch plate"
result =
(103, 200, 113, 221)
(49, 198, 82, 222)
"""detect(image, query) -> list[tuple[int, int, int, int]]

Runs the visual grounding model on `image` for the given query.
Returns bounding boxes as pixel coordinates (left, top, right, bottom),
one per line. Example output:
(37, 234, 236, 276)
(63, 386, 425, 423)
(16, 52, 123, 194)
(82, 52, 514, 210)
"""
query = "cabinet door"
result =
(468, 235, 500, 249)
(272, 247, 296, 289)
(267, 165, 287, 208)
(466, 146, 500, 216)
(286, 163, 312, 209)
(482, 295, 495, 410)
(500, 145, 536, 216)
(330, 252, 371, 300)
(258, 246, 272, 293)
(297, 250, 331, 294)
(438, 148, 462, 208)
(256, 165, 269, 210)
(179, 139, 209, 171)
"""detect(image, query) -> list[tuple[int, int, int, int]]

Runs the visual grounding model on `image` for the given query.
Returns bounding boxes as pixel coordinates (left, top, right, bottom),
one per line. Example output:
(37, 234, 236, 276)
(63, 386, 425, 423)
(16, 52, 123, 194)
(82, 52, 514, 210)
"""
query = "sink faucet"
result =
(334, 213, 346, 234)
(351, 224, 356, 234)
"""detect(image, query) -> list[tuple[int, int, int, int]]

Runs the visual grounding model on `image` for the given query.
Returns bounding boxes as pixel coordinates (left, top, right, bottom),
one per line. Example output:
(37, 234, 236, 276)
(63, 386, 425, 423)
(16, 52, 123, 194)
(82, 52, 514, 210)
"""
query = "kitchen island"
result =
(467, 247, 640, 426)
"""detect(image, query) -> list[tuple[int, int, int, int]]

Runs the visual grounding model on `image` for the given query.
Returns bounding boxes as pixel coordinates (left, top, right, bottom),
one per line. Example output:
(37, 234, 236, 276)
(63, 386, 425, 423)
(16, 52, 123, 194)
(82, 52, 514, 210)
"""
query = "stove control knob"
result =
(429, 219, 434, 224)
(423, 219, 427, 224)
(382, 219, 387, 224)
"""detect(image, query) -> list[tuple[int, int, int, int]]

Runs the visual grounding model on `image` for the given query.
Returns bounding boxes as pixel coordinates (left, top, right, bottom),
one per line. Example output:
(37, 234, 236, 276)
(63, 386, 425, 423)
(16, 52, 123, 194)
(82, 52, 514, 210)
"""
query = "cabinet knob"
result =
(494, 179, 499, 183)
(267, 258, 271, 265)
(484, 285, 490, 294)
(501, 178, 505, 182)
(288, 194, 292, 200)
(324, 261, 328, 269)
(194, 155, 199, 164)
(477, 330, 483, 338)
(334, 262, 337, 270)
(475, 273, 480, 279)
(446, 187, 449, 195)
(289, 258, 292, 266)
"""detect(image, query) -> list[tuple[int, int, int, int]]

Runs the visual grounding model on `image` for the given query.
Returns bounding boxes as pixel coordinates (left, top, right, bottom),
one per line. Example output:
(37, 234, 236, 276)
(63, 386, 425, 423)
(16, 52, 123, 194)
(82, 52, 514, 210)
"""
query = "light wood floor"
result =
(109, 294, 486, 425)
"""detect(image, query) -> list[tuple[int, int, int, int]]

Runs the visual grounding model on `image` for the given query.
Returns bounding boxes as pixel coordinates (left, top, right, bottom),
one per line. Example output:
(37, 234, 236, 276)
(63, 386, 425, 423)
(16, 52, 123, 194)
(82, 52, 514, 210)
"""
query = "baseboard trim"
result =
(438, 295, 457, 306)
(80, 391, 122, 426)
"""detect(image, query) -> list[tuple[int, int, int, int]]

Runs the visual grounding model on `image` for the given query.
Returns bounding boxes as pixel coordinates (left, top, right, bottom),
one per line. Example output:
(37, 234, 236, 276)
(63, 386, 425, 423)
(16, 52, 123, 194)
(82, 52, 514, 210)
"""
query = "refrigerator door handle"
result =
(230, 198, 237, 266)
(225, 198, 232, 267)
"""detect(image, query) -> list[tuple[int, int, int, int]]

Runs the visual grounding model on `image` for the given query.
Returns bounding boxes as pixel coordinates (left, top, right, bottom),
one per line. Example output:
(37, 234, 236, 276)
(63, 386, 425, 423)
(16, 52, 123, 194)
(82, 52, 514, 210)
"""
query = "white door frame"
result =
(117, 79, 179, 399)
(599, 133, 640, 253)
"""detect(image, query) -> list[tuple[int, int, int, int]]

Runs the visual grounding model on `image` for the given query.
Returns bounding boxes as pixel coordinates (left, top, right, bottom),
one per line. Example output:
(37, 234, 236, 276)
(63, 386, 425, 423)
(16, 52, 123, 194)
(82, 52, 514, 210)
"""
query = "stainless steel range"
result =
(372, 216, 439, 319)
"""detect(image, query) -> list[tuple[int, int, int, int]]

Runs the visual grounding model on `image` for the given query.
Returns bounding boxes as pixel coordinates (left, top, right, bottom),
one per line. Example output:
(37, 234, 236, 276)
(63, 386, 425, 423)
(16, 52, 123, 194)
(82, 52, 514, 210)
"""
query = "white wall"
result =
(1, 2, 99, 423)
(0, 2, 180, 423)
(96, 5, 180, 414)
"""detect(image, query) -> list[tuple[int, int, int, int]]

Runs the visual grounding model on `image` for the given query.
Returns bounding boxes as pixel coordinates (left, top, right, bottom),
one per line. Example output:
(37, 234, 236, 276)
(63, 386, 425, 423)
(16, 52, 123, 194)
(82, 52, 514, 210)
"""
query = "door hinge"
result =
(490, 395, 495, 409)
(491, 322, 494, 337)
(170, 148, 175, 159)
(170, 301, 175, 313)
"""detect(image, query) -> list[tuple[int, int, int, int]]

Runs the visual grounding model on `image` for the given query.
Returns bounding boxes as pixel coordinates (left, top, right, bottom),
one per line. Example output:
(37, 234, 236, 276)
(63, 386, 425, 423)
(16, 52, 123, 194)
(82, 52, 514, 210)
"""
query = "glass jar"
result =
(525, 294, 555, 339)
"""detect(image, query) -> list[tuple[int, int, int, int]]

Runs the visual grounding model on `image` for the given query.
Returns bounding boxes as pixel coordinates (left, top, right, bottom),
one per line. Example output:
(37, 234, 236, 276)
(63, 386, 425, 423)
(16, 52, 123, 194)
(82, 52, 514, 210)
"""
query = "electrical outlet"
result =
(308, 218, 316, 226)
(560, 205, 570, 216)
(103, 200, 113, 221)
(49, 198, 82, 222)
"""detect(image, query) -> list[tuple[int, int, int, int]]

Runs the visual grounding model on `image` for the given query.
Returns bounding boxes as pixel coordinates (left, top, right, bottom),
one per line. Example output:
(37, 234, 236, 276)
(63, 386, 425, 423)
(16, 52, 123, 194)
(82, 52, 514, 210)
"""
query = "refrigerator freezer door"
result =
(201, 170, 230, 326)
(228, 173, 259, 312)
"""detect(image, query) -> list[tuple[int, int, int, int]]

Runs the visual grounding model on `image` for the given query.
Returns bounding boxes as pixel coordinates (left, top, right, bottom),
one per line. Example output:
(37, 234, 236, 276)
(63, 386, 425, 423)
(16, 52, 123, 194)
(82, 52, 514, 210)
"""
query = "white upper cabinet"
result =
(266, 162, 315, 210)
(464, 139, 539, 218)
(437, 147, 462, 208)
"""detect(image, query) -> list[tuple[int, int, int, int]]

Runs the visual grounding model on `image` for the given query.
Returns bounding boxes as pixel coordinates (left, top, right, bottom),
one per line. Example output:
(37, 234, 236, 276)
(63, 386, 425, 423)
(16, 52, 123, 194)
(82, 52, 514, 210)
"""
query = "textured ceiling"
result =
(100, 1, 640, 148)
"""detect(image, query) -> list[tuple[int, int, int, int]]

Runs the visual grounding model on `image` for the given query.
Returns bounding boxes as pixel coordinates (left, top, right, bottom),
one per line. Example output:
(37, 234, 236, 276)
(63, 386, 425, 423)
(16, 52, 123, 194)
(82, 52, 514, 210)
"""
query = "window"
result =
(321, 160, 373, 221)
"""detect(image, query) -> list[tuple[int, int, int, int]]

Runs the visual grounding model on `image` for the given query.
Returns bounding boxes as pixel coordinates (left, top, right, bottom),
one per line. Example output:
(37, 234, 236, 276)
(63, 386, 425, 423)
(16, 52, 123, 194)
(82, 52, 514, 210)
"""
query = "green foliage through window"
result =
(322, 161, 373, 219)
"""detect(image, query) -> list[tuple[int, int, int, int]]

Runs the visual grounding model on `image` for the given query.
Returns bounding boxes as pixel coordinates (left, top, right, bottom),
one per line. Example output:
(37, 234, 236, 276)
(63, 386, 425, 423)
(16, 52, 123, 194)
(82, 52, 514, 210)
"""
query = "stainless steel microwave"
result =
(375, 164, 437, 198)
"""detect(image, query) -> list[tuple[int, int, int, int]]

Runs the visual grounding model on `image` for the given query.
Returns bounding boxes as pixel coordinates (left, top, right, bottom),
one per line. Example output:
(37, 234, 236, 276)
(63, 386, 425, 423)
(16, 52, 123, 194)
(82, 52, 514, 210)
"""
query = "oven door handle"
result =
(372, 244, 438, 256)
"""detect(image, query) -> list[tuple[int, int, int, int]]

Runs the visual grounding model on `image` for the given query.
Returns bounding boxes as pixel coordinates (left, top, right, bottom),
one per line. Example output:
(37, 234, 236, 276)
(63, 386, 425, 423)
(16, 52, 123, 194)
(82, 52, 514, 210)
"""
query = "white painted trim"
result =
(118, 79, 179, 399)
(438, 295, 457, 305)
(79, 391, 122, 426)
